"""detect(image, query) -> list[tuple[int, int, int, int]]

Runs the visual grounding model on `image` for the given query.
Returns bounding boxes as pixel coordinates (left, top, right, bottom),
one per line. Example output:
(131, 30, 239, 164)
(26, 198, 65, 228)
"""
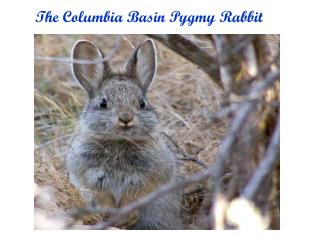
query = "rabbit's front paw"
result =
(108, 211, 139, 229)
(82, 213, 103, 225)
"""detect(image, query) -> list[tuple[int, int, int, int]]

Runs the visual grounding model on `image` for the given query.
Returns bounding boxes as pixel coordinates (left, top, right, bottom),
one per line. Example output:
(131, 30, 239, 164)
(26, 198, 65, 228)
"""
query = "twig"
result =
(180, 156, 208, 169)
(243, 42, 259, 77)
(121, 35, 135, 49)
(241, 117, 280, 200)
(161, 132, 208, 169)
(246, 69, 280, 99)
(212, 35, 233, 92)
(209, 68, 280, 228)
(70, 170, 210, 229)
(230, 35, 257, 56)
(210, 102, 252, 192)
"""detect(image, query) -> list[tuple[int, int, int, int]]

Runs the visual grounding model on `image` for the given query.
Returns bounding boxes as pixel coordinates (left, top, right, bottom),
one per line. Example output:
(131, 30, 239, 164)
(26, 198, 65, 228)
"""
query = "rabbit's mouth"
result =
(118, 126, 134, 132)
(111, 125, 153, 141)
(117, 125, 138, 135)
(117, 122, 135, 130)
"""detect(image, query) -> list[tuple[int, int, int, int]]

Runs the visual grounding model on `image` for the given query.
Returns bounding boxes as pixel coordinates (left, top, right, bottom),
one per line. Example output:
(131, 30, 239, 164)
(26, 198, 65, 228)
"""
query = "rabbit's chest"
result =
(85, 164, 153, 207)
(76, 141, 171, 206)
(83, 152, 156, 204)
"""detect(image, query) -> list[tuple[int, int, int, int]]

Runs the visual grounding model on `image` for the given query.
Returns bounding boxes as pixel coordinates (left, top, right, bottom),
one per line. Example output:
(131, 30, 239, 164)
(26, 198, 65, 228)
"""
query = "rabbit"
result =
(66, 38, 183, 229)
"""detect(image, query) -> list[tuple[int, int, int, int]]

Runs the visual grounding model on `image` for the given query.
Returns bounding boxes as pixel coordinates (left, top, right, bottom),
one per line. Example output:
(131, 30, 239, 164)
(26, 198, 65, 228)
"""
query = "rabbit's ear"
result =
(71, 40, 106, 97)
(126, 39, 157, 94)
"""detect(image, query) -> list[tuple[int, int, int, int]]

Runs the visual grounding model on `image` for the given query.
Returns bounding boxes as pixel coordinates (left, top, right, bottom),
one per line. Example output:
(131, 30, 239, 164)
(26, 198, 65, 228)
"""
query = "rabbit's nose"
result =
(118, 112, 134, 125)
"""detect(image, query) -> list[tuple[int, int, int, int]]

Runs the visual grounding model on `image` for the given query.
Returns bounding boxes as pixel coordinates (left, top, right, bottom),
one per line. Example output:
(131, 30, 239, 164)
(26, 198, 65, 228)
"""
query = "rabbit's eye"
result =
(100, 98, 107, 109)
(140, 99, 147, 109)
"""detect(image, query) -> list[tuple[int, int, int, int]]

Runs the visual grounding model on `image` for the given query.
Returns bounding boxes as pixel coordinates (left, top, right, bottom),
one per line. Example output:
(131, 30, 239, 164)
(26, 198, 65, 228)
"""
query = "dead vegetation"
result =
(34, 34, 280, 229)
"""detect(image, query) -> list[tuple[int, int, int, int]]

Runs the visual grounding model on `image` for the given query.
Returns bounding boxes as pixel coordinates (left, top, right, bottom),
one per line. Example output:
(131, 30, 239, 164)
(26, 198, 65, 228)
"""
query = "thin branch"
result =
(213, 69, 279, 188)
(212, 35, 233, 92)
(210, 102, 252, 193)
(209, 69, 280, 228)
(230, 35, 257, 56)
(243, 42, 259, 77)
(241, 117, 280, 200)
(161, 132, 208, 169)
(70, 170, 210, 229)
(180, 156, 208, 169)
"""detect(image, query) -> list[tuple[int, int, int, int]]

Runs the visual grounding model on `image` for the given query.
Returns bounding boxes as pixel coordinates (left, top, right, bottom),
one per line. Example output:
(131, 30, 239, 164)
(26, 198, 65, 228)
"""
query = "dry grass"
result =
(34, 34, 228, 228)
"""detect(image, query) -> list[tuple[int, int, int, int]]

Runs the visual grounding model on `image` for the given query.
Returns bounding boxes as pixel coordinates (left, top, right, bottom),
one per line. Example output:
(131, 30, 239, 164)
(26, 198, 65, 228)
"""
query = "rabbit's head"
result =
(71, 39, 159, 142)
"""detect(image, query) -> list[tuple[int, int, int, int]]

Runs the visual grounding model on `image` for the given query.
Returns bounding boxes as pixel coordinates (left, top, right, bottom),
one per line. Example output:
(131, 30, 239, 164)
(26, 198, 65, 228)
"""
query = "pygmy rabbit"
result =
(67, 39, 183, 229)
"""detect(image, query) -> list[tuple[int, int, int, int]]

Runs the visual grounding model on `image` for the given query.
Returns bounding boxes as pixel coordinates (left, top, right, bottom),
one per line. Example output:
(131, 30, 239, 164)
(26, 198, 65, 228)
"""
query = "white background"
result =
(1, 0, 320, 239)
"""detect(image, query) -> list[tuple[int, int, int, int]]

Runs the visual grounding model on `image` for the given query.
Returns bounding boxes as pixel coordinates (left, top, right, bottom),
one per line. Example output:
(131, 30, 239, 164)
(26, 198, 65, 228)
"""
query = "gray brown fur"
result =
(67, 39, 183, 229)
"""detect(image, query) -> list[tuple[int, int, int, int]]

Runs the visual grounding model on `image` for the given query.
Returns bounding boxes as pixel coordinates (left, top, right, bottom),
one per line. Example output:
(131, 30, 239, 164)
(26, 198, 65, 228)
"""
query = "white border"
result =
(2, 0, 320, 240)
